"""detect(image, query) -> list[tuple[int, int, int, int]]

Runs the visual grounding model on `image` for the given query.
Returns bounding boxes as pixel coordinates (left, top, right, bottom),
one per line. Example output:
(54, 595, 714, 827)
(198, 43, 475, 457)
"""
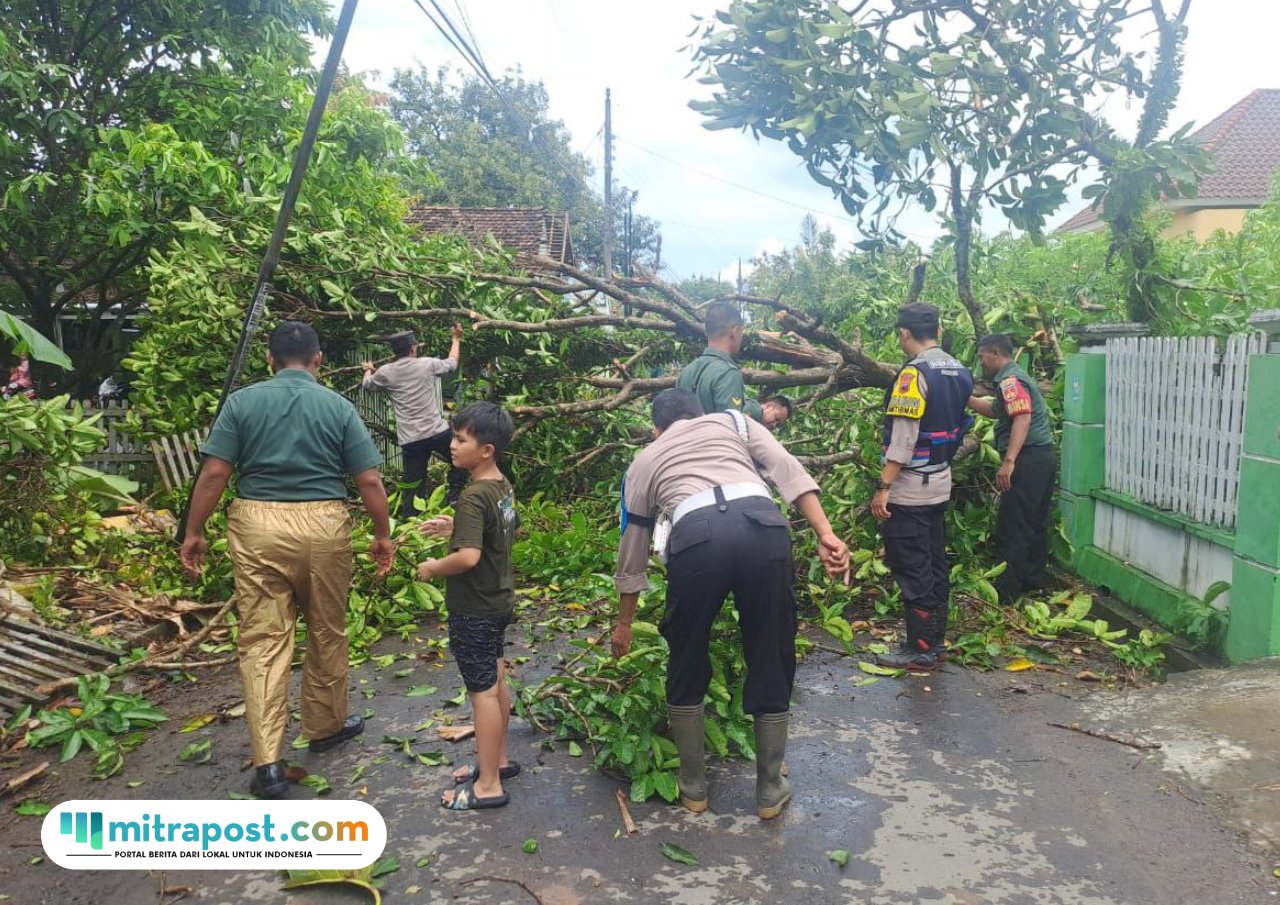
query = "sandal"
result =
(453, 761, 521, 784)
(441, 777, 510, 811)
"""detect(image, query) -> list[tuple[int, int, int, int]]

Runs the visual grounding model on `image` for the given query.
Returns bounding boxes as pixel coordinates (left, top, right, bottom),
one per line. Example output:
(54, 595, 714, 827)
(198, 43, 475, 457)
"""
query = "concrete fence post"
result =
(1226, 310, 1280, 661)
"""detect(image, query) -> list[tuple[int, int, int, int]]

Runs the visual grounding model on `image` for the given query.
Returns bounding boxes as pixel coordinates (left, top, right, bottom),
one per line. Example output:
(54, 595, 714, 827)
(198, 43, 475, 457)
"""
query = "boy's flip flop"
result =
(442, 778, 510, 811)
(453, 761, 521, 784)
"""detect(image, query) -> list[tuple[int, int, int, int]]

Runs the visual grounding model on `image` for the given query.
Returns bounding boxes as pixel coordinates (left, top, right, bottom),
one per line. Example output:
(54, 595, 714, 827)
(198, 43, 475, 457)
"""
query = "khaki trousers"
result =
(227, 499, 353, 766)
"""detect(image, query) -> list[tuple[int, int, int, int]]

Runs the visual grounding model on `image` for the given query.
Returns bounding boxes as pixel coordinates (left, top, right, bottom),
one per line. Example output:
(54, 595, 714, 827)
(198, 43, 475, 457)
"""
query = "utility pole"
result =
(602, 88, 614, 279)
(623, 190, 636, 278)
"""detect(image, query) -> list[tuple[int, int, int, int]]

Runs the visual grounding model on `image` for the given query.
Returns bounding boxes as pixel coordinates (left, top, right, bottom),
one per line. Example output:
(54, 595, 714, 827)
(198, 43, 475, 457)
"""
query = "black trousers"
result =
(994, 445, 1058, 604)
(880, 502, 949, 648)
(660, 495, 797, 716)
(399, 430, 467, 518)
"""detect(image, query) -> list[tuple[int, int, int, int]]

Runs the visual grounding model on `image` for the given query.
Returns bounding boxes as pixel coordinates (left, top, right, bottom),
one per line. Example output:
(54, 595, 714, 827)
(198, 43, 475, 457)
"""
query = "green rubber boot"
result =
(754, 711, 792, 820)
(667, 704, 708, 812)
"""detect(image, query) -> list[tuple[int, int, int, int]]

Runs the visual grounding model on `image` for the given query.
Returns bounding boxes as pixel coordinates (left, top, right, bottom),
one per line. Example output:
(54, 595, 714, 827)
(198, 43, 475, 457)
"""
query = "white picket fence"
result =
(1105, 333, 1265, 530)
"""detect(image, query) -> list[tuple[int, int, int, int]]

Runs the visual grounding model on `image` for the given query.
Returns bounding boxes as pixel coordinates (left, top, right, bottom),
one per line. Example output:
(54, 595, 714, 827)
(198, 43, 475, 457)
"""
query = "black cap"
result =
(387, 331, 416, 356)
(896, 302, 939, 335)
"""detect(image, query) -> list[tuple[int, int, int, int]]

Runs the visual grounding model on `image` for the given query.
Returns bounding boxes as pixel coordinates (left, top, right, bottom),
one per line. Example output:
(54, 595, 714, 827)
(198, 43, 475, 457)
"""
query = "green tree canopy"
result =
(0, 0, 330, 391)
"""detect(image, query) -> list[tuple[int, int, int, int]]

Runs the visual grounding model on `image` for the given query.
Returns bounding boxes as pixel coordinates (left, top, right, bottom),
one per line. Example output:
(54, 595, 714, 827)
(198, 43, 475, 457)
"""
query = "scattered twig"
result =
(461, 876, 544, 904)
(1047, 721, 1161, 750)
(615, 788, 639, 835)
(1, 761, 49, 797)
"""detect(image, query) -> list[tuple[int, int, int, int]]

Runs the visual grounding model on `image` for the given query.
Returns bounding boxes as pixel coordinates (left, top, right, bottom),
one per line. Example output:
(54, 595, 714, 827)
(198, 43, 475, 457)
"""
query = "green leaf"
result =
(15, 800, 51, 816)
(178, 739, 212, 764)
(406, 685, 437, 697)
(415, 857, 430, 868)
(445, 689, 466, 707)
(567, 740, 583, 757)
(857, 661, 905, 678)
(851, 676, 880, 687)
(660, 842, 699, 866)
(521, 838, 539, 854)
(0, 312, 72, 369)
(827, 849, 850, 867)
(300, 774, 331, 795)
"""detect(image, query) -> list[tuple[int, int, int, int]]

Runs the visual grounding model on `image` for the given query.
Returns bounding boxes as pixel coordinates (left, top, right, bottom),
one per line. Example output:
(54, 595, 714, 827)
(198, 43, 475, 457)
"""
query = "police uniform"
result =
(616, 411, 820, 817)
(990, 360, 1056, 603)
(879, 348, 973, 661)
(677, 348, 764, 420)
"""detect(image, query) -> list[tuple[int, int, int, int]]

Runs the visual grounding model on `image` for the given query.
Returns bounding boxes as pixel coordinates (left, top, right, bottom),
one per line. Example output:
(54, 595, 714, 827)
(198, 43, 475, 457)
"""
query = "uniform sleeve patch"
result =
(886, 367, 926, 419)
(1000, 377, 1033, 416)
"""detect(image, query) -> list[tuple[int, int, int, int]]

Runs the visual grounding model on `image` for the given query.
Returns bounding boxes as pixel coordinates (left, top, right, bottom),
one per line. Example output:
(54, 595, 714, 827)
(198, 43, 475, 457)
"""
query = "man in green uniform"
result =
(677, 302, 763, 420)
(180, 322, 394, 798)
(968, 333, 1057, 605)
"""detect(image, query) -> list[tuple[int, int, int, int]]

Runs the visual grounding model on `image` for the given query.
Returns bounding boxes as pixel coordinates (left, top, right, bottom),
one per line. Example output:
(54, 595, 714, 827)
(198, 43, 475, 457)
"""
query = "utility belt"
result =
(653, 482, 772, 563)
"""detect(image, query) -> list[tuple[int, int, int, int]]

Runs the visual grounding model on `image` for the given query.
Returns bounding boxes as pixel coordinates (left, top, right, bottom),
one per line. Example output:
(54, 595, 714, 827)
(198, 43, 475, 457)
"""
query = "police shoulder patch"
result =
(886, 366, 925, 419)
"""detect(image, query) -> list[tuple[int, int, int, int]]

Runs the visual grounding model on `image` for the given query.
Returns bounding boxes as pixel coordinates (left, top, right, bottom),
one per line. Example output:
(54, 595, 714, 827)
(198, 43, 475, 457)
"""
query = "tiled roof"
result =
(406, 206, 575, 265)
(1057, 89, 1280, 233)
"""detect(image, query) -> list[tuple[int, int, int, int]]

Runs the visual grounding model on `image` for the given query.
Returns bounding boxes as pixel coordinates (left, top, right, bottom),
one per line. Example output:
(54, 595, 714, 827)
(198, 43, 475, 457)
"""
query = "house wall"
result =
(1165, 208, 1250, 240)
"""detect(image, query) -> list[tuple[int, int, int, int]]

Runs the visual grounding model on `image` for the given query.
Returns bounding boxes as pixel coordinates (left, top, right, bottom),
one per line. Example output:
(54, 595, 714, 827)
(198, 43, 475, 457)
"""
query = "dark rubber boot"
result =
(667, 704, 708, 812)
(250, 760, 289, 799)
(877, 604, 939, 671)
(755, 711, 792, 820)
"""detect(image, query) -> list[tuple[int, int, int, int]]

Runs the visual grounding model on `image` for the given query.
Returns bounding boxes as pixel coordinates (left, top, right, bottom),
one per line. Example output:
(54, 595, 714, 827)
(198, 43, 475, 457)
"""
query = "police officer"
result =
(873, 303, 973, 672)
(677, 302, 764, 420)
(181, 322, 395, 798)
(968, 334, 1057, 604)
(612, 389, 849, 820)
(362, 324, 468, 516)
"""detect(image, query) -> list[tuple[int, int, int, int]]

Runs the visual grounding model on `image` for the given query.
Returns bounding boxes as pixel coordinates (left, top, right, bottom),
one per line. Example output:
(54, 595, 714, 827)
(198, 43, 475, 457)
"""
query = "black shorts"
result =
(448, 613, 509, 693)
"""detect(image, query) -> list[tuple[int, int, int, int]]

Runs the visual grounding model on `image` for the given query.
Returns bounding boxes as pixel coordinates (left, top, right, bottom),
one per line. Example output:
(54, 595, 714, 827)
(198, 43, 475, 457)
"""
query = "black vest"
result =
(881, 351, 974, 473)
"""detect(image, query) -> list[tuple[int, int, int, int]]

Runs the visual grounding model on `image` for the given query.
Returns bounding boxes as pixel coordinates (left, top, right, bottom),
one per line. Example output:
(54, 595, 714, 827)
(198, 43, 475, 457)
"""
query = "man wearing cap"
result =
(362, 325, 467, 516)
(612, 389, 850, 820)
(180, 322, 395, 798)
(968, 333, 1057, 605)
(872, 303, 973, 672)
(677, 302, 764, 421)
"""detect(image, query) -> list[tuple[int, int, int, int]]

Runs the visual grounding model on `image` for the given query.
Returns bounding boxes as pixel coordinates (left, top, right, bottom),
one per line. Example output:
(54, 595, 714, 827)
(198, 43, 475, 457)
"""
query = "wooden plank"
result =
(1, 616, 120, 659)
(150, 440, 172, 492)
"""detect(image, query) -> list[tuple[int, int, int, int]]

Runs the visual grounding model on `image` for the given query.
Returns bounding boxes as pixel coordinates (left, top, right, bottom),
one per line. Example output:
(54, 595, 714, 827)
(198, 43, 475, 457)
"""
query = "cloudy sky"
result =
(323, 0, 1280, 281)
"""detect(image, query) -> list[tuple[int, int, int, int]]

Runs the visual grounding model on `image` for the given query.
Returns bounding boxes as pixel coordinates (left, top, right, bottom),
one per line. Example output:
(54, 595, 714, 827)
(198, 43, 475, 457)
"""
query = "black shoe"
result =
(876, 645, 939, 672)
(308, 714, 364, 753)
(250, 761, 289, 799)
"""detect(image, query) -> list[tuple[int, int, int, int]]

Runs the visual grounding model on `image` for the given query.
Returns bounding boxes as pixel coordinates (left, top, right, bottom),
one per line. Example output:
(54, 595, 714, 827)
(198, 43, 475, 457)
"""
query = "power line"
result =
(407, 0, 597, 201)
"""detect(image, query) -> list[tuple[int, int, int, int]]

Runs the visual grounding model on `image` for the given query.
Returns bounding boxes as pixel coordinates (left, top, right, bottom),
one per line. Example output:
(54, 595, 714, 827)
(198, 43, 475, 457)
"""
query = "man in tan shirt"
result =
(362, 325, 467, 516)
(613, 389, 850, 821)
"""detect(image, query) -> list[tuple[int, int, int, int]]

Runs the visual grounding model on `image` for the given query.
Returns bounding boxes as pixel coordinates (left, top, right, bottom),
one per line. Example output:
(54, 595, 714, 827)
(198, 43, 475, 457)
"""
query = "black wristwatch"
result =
(875, 479, 892, 492)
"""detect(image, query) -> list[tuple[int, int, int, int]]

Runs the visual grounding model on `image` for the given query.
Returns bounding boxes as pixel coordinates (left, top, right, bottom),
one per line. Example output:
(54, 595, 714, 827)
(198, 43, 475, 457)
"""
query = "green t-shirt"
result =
(446, 477, 519, 620)
(676, 348, 764, 419)
(201, 369, 382, 501)
(991, 361, 1054, 454)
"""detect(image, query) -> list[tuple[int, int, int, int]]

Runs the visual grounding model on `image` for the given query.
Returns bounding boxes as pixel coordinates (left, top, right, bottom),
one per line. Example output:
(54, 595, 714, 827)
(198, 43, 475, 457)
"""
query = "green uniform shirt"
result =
(991, 361, 1053, 454)
(446, 477, 519, 620)
(676, 348, 764, 420)
(201, 369, 382, 501)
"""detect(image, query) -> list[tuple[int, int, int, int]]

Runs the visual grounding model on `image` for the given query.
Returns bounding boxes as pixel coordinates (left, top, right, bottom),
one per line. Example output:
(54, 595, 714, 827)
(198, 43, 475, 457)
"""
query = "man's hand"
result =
(361, 361, 374, 372)
(996, 459, 1016, 493)
(370, 537, 395, 577)
(871, 488, 892, 520)
(180, 534, 207, 579)
(451, 323, 464, 341)
(611, 622, 633, 659)
(818, 532, 851, 585)
(417, 559, 439, 581)
(419, 515, 454, 537)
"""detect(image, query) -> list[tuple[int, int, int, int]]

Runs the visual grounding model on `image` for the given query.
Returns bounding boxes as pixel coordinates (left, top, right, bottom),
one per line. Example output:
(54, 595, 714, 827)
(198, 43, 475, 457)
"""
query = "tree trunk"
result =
(950, 164, 988, 341)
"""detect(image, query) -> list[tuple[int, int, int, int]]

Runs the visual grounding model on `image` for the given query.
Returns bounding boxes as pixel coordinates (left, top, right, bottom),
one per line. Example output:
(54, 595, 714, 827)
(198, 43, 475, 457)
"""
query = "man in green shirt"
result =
(677, 302, 764, 421)
(180, 322, 394, 799)
(968, 333, 1057, 605)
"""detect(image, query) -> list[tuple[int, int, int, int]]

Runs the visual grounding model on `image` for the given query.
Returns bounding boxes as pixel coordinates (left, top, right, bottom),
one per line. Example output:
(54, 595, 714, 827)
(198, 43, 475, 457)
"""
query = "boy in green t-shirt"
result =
(416, 402, 520, 810)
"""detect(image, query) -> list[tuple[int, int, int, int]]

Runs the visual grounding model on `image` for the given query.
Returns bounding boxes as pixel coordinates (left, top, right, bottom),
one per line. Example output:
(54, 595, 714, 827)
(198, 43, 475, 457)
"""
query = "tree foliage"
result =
(0, 0, 330, 391)
(688, 0, 1200, 338)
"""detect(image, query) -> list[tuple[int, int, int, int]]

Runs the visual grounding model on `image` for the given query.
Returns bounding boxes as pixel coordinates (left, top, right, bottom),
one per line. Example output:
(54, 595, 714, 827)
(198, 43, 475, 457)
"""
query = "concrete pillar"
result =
(1057, 350, 1106, 565)
(1225, 310, 1280, 661)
